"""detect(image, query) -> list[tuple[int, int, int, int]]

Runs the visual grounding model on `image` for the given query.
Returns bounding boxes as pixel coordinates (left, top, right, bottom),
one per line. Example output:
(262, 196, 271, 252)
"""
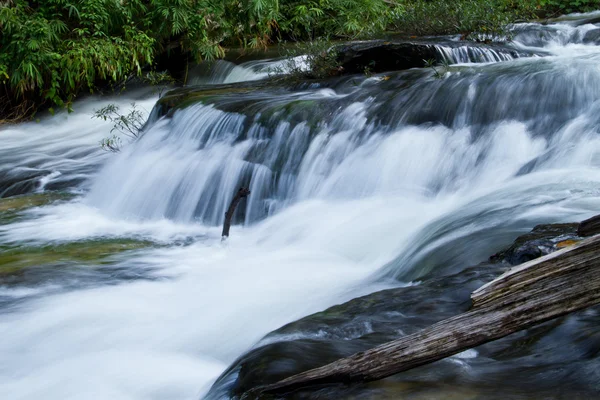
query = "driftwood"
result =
(222, 187, 250, 238)
(250, 234, 600, 397)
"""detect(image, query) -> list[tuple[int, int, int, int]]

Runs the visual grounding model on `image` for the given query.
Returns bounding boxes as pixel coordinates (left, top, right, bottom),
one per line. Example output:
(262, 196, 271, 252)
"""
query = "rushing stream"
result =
(2, 13, 600, 400)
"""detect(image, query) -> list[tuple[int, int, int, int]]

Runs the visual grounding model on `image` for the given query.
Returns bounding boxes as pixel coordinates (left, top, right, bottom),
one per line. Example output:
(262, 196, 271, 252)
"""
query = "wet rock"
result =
(0, 238, 154, 276)
(577, 214, 600, 237)
(583, 29, 600, 44)
(156, 83, 258, 117)
(207, 220, 600, 400)
(208, 263, 501, 398)
(489, 223, 579, 265)
(334, 41, 440, 75)
(0, 168, 51, 198)
(333, 40, 533, 76)
(0, 192, 71, 213)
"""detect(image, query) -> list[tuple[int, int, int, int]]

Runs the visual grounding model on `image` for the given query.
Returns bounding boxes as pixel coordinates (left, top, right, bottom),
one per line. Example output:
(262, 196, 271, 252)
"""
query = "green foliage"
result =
(391, 0, 599, 37)
(538, 0, 599, 15)
(0, 0, 155, 119)
(392, 0, 539, 38)
(1, 0, 597, 121)
(94, 102, 146, 152)
(278, 0, 401, 41)
(424, 58, 450, 79)
(274, 40, 341, 80)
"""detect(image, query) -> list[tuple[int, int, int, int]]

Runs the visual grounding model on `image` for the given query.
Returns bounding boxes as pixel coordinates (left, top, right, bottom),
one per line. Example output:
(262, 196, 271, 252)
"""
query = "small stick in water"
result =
(222, 187, 251, 239)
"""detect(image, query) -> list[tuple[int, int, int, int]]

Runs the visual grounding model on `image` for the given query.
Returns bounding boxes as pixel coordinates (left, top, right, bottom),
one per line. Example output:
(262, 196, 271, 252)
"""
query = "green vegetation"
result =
(94, 102, 146, 152)
(0, 192, 74, 213)
(392, 0, 540, 39)
(539, 0, 599, 15)
(0, 192, 75, 225)
(0, 239, 153, 275)
(0, 0, 597, 122)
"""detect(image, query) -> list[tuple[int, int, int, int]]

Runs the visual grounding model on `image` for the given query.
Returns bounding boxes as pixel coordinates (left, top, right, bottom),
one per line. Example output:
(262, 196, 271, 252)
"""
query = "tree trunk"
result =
(249, 234, 600, 397)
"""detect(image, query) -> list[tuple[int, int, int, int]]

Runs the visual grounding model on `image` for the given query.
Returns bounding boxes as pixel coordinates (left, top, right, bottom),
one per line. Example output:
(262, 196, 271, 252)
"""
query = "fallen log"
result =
(248, 234, 600, 397)
(222, 187, 250, 238)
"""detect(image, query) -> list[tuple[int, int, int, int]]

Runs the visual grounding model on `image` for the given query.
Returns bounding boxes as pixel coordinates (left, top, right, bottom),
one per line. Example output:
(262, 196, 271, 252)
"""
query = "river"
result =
(1, 13, 600, 400)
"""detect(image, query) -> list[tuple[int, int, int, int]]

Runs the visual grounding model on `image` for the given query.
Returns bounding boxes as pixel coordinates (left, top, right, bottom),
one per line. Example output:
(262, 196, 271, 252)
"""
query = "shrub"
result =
(391, 0, 539, 39)
(1, 0, 597, 122)
(94, 102, 146, 152)
(537, 0, 599, 16)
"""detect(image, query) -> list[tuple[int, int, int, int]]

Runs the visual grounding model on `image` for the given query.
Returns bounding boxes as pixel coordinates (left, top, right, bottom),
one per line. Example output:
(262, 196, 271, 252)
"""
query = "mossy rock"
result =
(0, 239, 154, 276)
(157, 81, 285, 116)
(0, 192, 76, 226)
(0, 192, 74, 213)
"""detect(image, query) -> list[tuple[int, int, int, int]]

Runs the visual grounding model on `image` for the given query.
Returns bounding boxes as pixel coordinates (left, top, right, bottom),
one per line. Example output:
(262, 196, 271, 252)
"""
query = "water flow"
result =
(0, 93, 158, 197)
(187, 57, 309, 85)
(1, 14, 600, 400)
(433, 44, 521, 64)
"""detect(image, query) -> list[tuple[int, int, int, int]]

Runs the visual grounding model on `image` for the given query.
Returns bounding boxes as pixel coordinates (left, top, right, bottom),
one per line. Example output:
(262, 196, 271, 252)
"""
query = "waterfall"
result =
(87, 36, 600, 229)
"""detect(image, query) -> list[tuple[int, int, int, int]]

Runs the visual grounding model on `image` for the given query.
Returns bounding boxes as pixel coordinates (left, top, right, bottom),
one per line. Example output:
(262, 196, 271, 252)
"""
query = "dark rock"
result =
(0, 168, 50, 198)
(333, 40, 535, 76)
(583, 29, 600, 44)
(578, 214, 600, 237)
(208, 263, 501, 398)
(489, 223, 579, 265)
(207, 220, 600, 399)
(334, 41, 440, 75)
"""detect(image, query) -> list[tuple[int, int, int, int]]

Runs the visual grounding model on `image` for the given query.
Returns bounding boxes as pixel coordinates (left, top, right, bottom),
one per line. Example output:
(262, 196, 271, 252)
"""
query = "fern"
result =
(1, 0, 583, 122)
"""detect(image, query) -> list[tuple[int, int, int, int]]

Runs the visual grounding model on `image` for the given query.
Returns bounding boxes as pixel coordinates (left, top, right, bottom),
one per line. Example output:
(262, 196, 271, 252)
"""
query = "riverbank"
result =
(2, 1, 595, 123)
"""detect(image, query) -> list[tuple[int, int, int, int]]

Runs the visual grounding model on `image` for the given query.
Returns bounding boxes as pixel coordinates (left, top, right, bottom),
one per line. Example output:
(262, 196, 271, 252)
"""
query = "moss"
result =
(0, 192, 76, 226)
(158, 84, 261, 115)
(0, 239, 154, 276)
(0, 192, 74, 213)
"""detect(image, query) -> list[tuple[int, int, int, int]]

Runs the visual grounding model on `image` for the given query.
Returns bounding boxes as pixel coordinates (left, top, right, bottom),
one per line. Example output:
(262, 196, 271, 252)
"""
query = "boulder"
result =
(334, 41, 440, 75)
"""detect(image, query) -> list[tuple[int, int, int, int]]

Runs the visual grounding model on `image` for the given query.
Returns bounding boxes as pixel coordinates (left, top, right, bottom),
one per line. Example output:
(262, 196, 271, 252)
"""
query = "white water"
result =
(1, 14, 600, 400)
(187, 56, 309, 85)
(0, 93, 158, 196)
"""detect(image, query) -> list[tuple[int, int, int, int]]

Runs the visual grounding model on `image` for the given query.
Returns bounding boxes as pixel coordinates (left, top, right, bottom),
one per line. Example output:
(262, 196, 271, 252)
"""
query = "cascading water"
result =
(1, 13, 600, 400)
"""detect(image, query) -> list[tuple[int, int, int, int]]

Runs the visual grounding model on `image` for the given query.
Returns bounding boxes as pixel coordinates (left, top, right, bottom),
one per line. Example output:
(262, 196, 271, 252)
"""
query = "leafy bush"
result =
(391, 0, 540, 39)
(94, 102, 146, 152)
(0, 0, 403, 121)
(1, 0, 597, 122)
(277, 0, 402, 41)
(391, 0, 599, 37)
(0, 0, 155, 120)
(538, 0, 599, 15)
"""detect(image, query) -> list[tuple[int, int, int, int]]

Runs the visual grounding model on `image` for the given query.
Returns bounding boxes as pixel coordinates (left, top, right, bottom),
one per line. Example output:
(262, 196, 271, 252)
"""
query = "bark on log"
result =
(249, 234, 600, 397)
(577, 213, 600, 237)
(222, 187, 250, 238)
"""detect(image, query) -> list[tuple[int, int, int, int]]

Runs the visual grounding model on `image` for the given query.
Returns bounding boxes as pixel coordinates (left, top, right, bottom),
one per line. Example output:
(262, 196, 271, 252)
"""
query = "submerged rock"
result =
(583, 29, 600, 44)
(0, 238, 154, 277)
(207, 220, 599, 399)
